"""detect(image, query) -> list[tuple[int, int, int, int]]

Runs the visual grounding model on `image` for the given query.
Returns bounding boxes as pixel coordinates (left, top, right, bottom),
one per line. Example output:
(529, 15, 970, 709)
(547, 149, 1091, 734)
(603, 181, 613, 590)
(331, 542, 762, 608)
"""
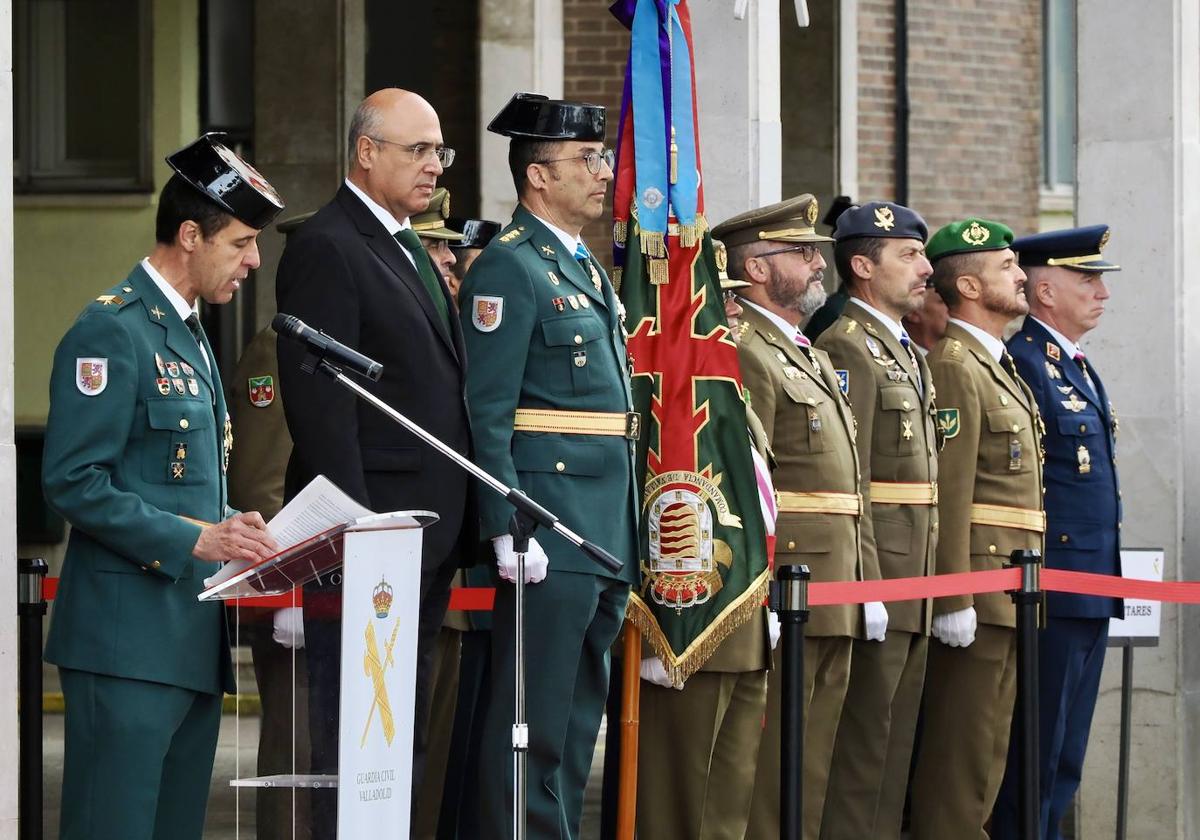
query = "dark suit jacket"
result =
(1009, 318, 1122, 618)
(275, 184, 475, 571)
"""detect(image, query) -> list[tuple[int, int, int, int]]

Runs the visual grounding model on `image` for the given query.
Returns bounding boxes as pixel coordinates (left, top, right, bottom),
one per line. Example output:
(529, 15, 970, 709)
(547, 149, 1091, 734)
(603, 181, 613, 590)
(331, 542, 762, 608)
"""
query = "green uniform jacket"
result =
(458, 205, 638, 583)
(927, 322, 1044, 628)
(42, 264, 236, 695)
(737, 304, 863, 638)
(226, 326, 290, 520)
(818, 300, 938, 635)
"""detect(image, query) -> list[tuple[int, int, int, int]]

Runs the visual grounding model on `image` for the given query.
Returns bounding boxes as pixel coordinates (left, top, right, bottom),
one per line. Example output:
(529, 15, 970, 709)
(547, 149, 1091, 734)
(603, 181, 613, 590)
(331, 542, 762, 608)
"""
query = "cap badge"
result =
(714, 245, 728, 273)
(962, 221, 991, 246)
(873, 207, 895, 231)
(805, 200, 819, 225)
(441, 192, 451, 217)
(1099, 229, 1110, 250)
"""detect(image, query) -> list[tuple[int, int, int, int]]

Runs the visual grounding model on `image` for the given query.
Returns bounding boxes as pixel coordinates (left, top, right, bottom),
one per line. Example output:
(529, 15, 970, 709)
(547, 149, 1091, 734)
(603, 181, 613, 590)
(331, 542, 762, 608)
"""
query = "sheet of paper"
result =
(202, 475, 373, 590)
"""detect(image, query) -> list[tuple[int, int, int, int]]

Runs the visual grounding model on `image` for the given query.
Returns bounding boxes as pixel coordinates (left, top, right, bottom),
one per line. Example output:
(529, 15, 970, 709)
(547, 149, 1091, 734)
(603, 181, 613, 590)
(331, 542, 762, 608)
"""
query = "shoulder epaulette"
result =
(90, 284, 139, 312)
(496, 225, 531, 247)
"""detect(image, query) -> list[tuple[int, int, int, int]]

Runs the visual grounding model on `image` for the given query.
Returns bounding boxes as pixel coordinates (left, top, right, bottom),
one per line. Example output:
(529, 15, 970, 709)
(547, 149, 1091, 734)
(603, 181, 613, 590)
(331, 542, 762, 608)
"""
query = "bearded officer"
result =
(990, 225, 1123, 840)
(908, 218, 1045, 840)
(716, 194, 863, 840)
(41, 135, 283, 840)
(634, 243, 778, 840)
(815, 201, 938, 840)
(460, 92, 638, 840)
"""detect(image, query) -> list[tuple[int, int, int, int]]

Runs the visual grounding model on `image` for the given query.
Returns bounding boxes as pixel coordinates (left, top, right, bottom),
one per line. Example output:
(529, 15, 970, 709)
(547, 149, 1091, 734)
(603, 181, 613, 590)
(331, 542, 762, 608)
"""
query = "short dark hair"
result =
(154, 174, 234, 245)
(833, 236, 888, 289)
(929, 251, 984, 308)
(508, 139, 559, 197)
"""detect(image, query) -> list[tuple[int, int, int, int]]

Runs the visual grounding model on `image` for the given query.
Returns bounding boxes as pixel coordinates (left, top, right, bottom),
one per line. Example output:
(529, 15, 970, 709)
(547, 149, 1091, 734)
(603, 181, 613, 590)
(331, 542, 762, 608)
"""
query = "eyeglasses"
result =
(368, 137, 456, 168)
(757, 243, 820, 262)
(534, 148, 616, 175)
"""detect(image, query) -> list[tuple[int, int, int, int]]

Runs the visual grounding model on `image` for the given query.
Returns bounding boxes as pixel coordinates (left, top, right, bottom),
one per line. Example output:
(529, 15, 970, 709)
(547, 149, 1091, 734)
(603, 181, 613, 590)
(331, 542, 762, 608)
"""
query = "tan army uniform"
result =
(738, 303, 863, 840)
(636, 405, 773, 840)
(910, 320, 1045, 839)
(817, 299, 938, 840)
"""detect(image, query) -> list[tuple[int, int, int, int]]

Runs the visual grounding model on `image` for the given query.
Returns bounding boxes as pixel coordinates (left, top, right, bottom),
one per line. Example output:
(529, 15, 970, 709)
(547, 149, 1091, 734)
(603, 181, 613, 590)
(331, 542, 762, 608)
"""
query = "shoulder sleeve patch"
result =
(471, 295, 504, 332)
(936, 408, 960, 439)
(835, 369, 849, 395)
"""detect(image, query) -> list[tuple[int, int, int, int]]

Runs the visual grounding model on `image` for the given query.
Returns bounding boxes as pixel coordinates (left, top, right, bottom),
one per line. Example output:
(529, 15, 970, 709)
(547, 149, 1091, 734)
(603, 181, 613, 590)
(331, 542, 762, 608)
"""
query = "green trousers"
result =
(478, 570, 628, 840)
(58, 667, 223, 840)
(637, 669, 768, 839)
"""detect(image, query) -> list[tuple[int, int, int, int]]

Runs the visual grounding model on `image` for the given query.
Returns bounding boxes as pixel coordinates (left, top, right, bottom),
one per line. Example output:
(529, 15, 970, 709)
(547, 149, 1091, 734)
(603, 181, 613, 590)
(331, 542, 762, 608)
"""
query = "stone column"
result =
(1075, 0, 1199, 836)
(691, 0, 782, 226)
(478, 0, 564, 223)
(0, 0, 19, 835)
(252, 0, 365, 326)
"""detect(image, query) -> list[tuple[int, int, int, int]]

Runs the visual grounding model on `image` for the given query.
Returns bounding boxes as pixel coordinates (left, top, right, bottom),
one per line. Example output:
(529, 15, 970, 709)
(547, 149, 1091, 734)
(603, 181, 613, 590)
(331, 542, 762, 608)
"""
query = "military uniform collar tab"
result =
(1028, 315, 1081, 360)
(140, 259, 196, 323)
(846, 298, 905, 344)
(527, 209, 585, 256)
(948, 317, 1005, 363)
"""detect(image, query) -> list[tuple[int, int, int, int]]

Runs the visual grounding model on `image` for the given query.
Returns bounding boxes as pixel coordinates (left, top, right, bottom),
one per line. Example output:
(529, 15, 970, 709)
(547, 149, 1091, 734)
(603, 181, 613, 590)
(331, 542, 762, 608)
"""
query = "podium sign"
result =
(1109, 548, 1165, 644)
(337, 527, 422, 838)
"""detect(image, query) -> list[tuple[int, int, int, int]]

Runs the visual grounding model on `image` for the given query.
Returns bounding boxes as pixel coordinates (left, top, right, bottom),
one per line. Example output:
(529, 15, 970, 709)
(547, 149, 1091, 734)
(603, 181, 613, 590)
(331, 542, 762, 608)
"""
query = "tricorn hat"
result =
(166, 133, 284, 230)
(447, 217, 502, 250)
(487, 92, 605, 142)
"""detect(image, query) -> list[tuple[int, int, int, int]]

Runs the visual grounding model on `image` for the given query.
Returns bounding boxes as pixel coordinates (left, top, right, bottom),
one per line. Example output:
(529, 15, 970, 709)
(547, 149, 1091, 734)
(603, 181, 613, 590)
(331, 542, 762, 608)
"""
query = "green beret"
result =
(925, 218, 1014, 262)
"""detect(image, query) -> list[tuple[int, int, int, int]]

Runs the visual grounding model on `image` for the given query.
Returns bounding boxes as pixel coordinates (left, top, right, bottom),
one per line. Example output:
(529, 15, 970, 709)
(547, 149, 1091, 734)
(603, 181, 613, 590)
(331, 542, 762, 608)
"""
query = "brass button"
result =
(122, 286, 133, 293)
(1000, 395, 1009, 406)
(902, 400, 911, 410)
(807, 398, 817, 406)
(179, 418, 190, 429)
(1079, 424, 1087, 433)
(787, 540, 796, 550)
(151, 560, 161, 569)
(1011, 423, 1020, 433)
(932, 522, 939, 531)
(555, 461, 566, 472)
(988, 544, 997, 554)
(1060, 534, 1069, 543)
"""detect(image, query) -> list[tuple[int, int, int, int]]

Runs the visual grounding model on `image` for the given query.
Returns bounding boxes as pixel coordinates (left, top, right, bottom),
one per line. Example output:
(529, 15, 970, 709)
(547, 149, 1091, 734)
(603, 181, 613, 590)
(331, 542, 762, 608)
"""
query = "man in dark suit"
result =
(274, 88, 474, 833)
(42, 135, 282, 840)
(992, 225, 1123, 840)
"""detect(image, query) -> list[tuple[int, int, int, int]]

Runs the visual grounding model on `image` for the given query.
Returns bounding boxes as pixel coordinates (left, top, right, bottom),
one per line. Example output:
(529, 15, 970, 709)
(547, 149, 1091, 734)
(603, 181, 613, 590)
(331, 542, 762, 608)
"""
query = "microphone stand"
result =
(295, 349, 623, 840)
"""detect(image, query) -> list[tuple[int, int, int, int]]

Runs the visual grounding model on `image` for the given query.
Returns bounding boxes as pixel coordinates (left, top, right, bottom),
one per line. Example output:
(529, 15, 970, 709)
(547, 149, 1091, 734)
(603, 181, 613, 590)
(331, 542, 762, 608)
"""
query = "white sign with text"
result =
(1109, 549, 1165, 641)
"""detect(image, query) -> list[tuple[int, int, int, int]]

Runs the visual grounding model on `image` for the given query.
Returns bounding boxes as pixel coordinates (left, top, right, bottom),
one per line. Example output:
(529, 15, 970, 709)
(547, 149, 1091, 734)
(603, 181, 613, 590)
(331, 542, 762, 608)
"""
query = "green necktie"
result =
(394, 228, 451, 333)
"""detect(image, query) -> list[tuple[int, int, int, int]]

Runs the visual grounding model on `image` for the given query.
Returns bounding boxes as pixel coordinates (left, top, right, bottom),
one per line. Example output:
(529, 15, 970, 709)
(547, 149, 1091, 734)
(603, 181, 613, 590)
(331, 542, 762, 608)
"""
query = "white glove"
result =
(271, 607, 305, 650)
(768, 611, 782, 650)
(492, 534, 549, 584)
(931, 606, 977, 648)
(863, 601, 889, 642)
(639, 657, 681, 690)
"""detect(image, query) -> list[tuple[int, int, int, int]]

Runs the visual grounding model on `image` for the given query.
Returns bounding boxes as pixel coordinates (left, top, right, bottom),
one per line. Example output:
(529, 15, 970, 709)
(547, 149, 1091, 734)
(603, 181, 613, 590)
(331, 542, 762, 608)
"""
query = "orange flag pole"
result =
(615, 620, 643, 839)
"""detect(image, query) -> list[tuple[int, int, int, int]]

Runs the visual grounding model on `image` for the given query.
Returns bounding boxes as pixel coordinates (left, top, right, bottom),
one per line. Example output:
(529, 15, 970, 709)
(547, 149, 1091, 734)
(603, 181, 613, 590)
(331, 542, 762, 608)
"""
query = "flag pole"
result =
(616, 621, 643, 839)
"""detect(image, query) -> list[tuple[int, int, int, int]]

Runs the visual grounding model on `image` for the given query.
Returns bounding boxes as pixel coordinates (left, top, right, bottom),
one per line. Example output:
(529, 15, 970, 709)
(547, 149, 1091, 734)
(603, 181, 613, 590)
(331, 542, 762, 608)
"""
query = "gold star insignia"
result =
(151, 306, 165, 319)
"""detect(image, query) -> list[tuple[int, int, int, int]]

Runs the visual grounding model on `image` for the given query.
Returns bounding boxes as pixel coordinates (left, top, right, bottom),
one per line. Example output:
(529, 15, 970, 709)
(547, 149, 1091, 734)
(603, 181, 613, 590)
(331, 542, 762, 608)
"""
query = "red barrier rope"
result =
(39, 569, 1200, 610)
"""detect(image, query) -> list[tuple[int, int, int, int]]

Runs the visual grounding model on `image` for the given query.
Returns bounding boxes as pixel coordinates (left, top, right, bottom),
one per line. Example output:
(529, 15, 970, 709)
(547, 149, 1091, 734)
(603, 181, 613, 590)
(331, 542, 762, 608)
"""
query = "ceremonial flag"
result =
(611, 0, 769, 684)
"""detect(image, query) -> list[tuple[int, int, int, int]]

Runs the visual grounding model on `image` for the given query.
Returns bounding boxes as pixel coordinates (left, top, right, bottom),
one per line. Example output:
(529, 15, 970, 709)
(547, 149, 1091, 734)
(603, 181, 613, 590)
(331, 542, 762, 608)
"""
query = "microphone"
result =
(272, 313, 384, 381)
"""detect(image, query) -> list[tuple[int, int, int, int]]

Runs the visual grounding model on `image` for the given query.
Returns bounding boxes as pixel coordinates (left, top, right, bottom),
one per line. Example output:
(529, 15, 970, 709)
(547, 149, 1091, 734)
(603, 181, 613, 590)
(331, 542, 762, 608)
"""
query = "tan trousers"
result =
(743, 635, 852, 840)
(910, 624, 1017, 840)
(821, 631, 928, 840)
(637, 669, 769, 840)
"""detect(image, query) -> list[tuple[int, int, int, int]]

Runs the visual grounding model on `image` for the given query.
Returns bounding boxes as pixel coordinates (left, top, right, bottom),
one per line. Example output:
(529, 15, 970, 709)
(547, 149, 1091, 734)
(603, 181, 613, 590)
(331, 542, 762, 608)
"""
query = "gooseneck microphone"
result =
(272, 313, 384, 381)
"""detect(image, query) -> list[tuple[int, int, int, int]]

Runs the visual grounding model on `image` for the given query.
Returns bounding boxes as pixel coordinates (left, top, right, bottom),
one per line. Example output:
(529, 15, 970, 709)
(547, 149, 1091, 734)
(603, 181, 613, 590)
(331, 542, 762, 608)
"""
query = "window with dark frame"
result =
(13, 0, 153, 194)
(1042, 0, 1077, 191)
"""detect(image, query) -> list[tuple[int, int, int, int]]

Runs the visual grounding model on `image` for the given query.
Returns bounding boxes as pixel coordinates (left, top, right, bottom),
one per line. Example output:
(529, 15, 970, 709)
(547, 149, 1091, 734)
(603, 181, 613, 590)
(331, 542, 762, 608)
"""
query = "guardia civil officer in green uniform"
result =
(460, 92, 638, 839)
(717, 195, 863, 840)
(42, 134, 284, 840)
(634, 244, 778, 840)
(908, 219, 1045, 840)
(815, 202, 938, 840)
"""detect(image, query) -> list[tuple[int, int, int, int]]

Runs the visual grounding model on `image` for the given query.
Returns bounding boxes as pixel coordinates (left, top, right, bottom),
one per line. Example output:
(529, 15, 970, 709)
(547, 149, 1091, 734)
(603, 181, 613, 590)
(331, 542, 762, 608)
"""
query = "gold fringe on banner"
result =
(648, 258, 670, 285)
(614, 219, 628, 246)
(624, 569, 771, 686)
(678, 225, 699, 248)
(640, 230, 667, 259)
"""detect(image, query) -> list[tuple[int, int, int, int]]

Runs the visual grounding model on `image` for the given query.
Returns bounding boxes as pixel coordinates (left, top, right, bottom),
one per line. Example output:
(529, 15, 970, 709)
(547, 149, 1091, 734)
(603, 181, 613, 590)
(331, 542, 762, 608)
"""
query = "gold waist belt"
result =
(776, 491, 862, 516)
(513, 408, 641, 440)
(869, 481, 938, 506)
(969, 503, 1046, 533)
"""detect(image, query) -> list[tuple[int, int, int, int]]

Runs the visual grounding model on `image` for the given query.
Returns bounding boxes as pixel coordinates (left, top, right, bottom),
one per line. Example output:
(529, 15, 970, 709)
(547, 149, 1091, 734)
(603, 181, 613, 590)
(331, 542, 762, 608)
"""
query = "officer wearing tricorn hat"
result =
(41, 134, 283, 840)
(459, 92, 638, 838)
(715, 194, 864, 840)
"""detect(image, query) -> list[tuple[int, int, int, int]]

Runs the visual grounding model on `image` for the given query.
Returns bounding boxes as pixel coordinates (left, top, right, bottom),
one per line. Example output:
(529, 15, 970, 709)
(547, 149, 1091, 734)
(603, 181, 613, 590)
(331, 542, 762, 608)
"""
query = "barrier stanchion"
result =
(773, 564, 810, 840)
(18, 557, 48, 840)
(1008, 549, 1043, 840)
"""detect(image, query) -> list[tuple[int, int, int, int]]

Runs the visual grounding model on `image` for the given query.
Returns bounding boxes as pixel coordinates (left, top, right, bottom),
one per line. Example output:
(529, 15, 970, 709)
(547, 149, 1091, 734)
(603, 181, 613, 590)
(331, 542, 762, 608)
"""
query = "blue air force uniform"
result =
(992, 225, 1123, 840)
